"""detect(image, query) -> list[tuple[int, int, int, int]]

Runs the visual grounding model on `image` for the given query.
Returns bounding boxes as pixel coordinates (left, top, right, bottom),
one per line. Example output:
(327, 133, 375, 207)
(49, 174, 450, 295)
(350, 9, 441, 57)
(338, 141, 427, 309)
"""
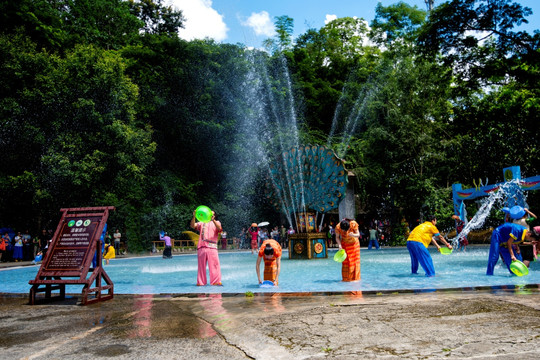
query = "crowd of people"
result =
(237, 224, 292, 253)
(0, 229, 53, 263)
(0, 227, 124, 265)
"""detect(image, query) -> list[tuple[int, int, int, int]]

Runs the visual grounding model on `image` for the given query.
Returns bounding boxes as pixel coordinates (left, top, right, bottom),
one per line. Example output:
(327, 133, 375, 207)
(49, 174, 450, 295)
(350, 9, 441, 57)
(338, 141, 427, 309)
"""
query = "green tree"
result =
(128, 0, 185, 36)
(370, 1, 427, 45)
(350, 53, 453, 224)
(0, 35, 156, 247)
(417, 0, 539, 89)
(0, 0, 185, 52)
(0, 0, 68, 49)
(264, 15, 294, 52)
(449, 84, 540, 180)
(291, 17, 381, 133)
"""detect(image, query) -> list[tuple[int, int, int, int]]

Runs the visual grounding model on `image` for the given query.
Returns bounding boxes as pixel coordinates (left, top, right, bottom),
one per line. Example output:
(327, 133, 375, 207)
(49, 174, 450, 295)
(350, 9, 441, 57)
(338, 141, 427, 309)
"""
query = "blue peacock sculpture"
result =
(265, 145, 348, 215)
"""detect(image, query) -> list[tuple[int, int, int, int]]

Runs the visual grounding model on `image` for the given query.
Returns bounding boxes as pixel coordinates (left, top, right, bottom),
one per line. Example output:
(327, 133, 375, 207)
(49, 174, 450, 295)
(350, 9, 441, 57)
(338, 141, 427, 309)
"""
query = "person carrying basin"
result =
(486, 222, 540, 275)
(191, 207, 223, 286)
(406, 215, 452, 277)
(256, 239, 282, 286)
(503, 205, 538, 267)
(335, 218, 361, 281)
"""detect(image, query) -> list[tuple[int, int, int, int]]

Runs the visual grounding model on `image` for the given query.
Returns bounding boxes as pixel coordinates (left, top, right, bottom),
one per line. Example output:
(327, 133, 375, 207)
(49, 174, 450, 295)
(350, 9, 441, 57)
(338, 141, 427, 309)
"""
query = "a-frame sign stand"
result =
(29, 206, 115, 305)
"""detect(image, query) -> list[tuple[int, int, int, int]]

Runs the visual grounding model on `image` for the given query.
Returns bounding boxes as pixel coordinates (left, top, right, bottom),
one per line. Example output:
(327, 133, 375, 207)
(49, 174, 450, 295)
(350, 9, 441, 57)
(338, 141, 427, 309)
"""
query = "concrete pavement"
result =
(2, 287, 540, 359)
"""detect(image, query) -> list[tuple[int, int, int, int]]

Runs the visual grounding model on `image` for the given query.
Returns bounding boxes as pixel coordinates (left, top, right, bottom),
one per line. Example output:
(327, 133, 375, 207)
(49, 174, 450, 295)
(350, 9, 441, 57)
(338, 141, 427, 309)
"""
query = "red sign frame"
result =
(29, 206, 115, 305)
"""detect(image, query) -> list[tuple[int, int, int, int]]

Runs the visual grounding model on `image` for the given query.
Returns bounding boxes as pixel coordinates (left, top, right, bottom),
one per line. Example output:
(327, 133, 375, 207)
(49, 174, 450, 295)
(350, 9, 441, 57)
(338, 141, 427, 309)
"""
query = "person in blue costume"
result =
(406, 215, 452, 277)
(92, 223, 107, 268)
(486, 223, 540, 275)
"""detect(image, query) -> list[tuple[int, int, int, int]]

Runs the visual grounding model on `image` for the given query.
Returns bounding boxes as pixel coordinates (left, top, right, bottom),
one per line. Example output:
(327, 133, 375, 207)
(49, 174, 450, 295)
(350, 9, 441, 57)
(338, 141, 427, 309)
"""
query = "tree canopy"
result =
(1, 0, 538, 248)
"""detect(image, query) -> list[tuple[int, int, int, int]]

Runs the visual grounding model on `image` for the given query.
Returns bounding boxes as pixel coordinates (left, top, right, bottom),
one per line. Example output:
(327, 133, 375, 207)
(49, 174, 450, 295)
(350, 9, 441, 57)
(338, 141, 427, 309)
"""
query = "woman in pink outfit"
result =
(190, 210, 223, 286)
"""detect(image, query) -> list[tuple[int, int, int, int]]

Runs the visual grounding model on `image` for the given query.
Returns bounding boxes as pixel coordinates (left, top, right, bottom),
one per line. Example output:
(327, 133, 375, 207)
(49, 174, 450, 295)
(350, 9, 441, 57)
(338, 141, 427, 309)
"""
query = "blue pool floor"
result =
(2, 246, 540, 294)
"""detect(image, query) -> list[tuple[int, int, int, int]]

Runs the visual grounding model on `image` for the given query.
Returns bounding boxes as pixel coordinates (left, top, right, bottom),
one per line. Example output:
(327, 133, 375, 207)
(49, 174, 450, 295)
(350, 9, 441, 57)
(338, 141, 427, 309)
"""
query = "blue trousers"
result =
(407, 241, 435, 277)
(486, 237, 523, 275)
(368, 239, 380, 250)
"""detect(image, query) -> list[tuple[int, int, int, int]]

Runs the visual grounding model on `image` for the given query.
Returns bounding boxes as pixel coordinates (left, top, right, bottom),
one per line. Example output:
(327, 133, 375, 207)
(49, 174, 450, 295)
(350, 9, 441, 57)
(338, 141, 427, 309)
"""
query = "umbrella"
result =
(258, 221, 270, 227)
(251, 223, 257, 227)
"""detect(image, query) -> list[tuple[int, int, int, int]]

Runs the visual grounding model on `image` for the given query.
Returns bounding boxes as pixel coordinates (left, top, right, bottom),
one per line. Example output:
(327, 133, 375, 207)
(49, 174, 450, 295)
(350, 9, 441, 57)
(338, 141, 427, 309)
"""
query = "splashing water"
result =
(451, 179, 526, 248)
(229, 51, 304, 227)
(327, 69, 384, 159)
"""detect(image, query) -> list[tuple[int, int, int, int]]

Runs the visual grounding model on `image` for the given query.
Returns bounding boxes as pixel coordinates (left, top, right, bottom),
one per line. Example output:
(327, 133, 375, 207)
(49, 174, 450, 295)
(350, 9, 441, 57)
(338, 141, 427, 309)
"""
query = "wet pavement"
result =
(2, 288, 540, 359)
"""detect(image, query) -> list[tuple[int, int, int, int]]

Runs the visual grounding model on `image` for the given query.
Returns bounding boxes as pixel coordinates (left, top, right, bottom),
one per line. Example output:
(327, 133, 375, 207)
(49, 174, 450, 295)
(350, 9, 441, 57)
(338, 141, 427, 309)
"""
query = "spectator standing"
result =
(329, 223, 336, 247)
(13, 232, 24, 262)
(3, 232, 13, 262)
(249, 224, 258, 254)
(326, 224, 333, 248)
(113, 229, 122, 255)
(0, 232, 7, 262)
(239, 228, 247, 249)
(270, 226, 279, 241)
(22, 230, 33, 261)
(38, 229, 50, 258)
(220, 230, 227, 250)
(280, 225, 287, 248)
(258, 227, 269, 247)
(32, 234, 40, 258)
(368, 226, 380, 250)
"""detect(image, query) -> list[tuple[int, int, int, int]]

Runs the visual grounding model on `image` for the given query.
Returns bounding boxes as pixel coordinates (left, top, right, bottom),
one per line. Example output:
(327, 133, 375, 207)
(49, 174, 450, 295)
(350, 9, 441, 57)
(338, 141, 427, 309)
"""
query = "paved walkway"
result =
(2, 288, 540, 359)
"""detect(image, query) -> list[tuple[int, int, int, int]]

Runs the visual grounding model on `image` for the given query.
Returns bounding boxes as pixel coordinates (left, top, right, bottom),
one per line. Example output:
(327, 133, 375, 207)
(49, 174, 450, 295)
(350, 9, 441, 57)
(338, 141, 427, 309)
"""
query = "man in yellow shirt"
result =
(406, 215, 452, 277)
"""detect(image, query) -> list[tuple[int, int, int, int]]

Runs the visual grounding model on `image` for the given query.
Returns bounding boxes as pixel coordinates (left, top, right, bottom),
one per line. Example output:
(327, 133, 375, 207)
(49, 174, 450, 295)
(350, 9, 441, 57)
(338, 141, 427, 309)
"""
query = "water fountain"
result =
(265, 144, 349, 259)
(228, 51, 363, 259)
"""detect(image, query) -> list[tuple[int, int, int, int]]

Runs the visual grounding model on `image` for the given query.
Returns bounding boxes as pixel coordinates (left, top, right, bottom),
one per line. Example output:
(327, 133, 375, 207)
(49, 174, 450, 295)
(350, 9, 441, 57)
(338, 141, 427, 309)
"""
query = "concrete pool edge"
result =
(3, 282, 539, 304)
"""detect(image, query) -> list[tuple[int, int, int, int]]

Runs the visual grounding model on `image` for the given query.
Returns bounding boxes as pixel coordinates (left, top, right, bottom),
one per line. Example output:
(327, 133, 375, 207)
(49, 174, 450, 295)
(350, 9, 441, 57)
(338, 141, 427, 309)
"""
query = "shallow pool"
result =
(2, 246, 539, 294)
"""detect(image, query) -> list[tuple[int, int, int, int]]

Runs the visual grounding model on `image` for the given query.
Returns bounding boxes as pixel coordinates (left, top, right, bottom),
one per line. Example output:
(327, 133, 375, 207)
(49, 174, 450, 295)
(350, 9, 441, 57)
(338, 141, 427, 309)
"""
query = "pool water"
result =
(2, 247, 539, 294)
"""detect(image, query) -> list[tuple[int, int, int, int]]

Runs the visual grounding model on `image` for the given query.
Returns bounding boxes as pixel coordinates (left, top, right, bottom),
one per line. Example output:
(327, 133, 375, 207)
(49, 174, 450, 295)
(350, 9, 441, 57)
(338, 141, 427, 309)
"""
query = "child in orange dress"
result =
(256, 239, 282, 285)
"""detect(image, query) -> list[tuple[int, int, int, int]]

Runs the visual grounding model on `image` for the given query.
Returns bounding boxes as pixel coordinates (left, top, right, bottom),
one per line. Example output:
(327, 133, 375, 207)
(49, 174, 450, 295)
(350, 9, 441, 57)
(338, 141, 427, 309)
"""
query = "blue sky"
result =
(169, 0, 539, 48)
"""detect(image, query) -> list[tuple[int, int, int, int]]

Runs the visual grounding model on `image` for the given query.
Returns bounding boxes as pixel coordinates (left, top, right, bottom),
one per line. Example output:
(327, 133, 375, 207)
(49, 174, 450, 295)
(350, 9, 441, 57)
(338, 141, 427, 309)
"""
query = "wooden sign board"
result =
(44, 215, 102, 273)
(29, 206, 115, 305)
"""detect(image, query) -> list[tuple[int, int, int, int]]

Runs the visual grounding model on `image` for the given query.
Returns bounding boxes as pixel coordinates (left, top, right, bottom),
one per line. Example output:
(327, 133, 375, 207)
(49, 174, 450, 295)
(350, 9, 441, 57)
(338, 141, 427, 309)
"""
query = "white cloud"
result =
(169, 0, 228, 41)
(241, 11, 275, 37)
(325, 14, 337, 25)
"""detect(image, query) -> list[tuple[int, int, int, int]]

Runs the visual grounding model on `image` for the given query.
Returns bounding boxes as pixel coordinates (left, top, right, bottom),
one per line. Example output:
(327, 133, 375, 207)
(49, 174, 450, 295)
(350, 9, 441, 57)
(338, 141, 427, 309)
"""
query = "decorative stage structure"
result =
(452, 166, 540, 221)
(265, 144, 349, 259)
